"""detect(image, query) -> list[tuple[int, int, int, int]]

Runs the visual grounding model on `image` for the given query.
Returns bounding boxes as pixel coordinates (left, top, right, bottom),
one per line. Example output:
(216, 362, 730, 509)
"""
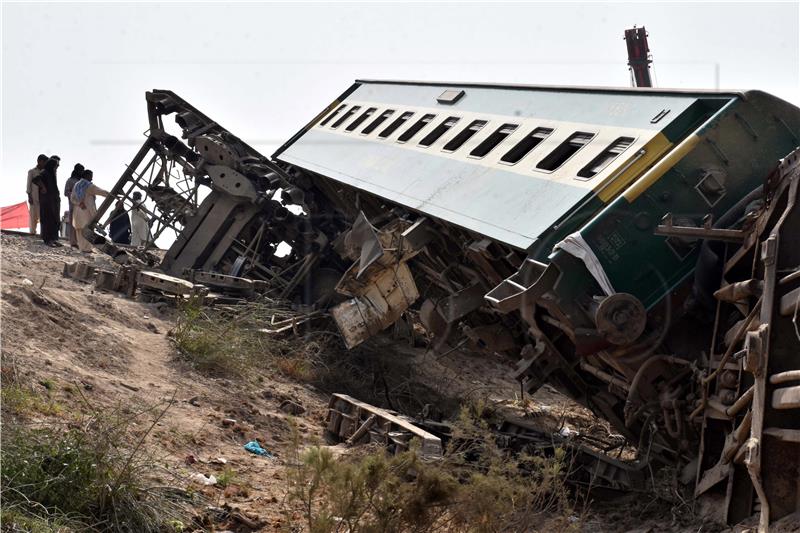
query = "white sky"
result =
(2, 1, 799, 215)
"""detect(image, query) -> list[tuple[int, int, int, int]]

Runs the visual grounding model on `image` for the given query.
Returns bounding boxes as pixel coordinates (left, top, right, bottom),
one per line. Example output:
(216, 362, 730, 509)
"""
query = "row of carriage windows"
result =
(319, 104, 635, 177)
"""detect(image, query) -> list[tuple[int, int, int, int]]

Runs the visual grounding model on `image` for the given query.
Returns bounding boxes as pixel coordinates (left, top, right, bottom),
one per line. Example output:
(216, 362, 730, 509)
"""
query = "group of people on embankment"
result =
(26, 154, 152, 253)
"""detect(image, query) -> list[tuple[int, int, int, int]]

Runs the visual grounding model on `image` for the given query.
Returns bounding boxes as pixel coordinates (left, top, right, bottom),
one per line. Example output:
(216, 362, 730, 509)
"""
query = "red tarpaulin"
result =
(0, 201, 30, 230)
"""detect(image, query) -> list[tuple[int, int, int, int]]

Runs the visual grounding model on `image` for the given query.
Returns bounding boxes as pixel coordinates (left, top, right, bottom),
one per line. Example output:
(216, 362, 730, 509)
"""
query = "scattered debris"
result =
(184, 269, 267, 298)
(94, 264, 137, 296)
(278, 399, 305, 415)
(325, 393, 646, 491)
(327, 393, 443, 458)
(62, 262, 95, 282)
(243, 440, 273, 458)
(191, 473, 217, 486)
(231, 509, 264, 529)
(137, 271, 208, 303)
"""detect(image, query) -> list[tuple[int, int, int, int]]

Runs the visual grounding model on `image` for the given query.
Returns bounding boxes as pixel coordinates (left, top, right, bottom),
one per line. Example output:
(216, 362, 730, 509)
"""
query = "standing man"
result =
(71, 169, 111, 253)
(26, 154, 48, 234)
(107, 199, 131, 245)
(31, 156, 62, 246)
(130, 191, 152, 247)
(63, 163, 84, 248)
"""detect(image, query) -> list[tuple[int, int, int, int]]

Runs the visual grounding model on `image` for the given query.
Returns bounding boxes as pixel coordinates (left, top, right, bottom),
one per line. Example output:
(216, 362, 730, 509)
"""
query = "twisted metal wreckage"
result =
(82, 83, 800, 528)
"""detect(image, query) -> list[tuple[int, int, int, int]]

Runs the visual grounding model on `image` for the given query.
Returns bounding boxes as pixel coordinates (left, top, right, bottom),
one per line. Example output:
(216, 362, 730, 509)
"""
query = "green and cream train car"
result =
(278, 82, 798, 320)
(275, 80, 800, 442)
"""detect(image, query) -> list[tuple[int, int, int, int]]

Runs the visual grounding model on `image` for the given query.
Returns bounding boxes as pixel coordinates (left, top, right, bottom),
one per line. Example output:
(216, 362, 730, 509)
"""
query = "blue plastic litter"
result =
(244, 440, 274, 458)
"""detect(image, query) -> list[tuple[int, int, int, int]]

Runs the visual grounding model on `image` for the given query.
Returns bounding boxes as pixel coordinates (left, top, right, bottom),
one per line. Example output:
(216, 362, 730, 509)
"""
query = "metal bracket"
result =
(655, 213, 746, 243)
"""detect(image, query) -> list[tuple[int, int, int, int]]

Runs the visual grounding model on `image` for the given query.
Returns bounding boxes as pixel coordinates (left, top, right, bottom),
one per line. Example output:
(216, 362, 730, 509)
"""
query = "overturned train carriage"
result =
(88, 81, 800, 527)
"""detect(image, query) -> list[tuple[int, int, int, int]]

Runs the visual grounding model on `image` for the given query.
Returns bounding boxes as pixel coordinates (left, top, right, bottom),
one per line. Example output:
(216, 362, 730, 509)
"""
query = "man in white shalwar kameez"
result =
(26, 154, 48, 234)
(130, 191, 152, 247)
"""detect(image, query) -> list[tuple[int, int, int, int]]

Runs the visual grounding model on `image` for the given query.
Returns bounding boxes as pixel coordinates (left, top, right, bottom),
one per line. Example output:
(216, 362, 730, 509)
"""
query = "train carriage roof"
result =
(274, 80, 747, 249)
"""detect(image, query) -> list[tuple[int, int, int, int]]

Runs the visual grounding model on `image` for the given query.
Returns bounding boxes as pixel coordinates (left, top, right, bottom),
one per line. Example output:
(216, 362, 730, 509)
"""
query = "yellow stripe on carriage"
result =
(595, 132, 673, 203)
(622, 133, 702, 202)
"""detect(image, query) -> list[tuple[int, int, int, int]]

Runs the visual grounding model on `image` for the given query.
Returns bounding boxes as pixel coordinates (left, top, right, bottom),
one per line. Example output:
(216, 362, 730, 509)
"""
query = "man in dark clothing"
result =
(31, 156, 62, 246)
(107, 199, 131, 244)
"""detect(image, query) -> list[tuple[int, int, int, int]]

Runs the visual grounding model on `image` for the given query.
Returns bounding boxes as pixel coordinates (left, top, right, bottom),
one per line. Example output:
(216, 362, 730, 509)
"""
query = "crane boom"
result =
(624, 26, 653, 87)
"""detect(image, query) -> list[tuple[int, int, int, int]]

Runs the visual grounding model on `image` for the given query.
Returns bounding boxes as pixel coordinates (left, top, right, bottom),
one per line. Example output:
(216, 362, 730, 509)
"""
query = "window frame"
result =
(534, 131, 596, 173)
(330, 105, 361, 129)
(361, 109, 395, 135)
(468, 123, 519, 159)
(441, 119, 488, 153)
(498, 127, 555, 166)
(575, 136, 637, 180)
(397, 113, 437, 144)
(378, 111, 415, 139)
(319, 104, 347, 127)
(418, 116, 461, 148)
(345, 107, 378, 132)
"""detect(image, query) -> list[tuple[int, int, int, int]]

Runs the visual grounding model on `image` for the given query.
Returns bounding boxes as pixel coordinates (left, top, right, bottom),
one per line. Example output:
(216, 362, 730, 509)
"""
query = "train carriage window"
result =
(419, 116, 460, 147)
(331, 106, 361, 129)
(536, 132, 595, 171)
(500, 127, 554, 164)
(346, 107, 377, 132)
(469, 123, 518, 158)
(362, 109, 395, 135)
(576, 136, 635, 179)
(442, 120, 487, 152)
(397, 114, 436, 143)
(379, 111, 414, 138)
(319, 104, 347, 126)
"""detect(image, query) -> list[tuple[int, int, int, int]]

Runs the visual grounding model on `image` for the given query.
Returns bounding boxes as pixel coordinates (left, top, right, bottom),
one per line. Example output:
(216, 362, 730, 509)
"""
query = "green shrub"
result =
(172, 297, 240, 375)
(0, 508, 79, 532)
(2, 383, 63, 416)
(285, 406, 579, 532)
(216, 466, 237, 488)
(1, 402, 192, 532)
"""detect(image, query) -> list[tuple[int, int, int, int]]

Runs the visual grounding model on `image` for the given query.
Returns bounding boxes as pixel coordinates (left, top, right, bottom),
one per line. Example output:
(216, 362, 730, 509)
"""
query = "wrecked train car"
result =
(88, 81, 800, 527)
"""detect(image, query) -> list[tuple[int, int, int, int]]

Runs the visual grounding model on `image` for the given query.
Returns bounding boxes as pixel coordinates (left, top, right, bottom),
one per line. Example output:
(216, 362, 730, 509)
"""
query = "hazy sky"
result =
(2, 1, 799, 214)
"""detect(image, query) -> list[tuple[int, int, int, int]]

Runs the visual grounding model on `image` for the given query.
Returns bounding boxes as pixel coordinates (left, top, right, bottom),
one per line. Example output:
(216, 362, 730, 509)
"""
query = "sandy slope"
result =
(1, 232, 696, 532)
(1, 233, 332, 530)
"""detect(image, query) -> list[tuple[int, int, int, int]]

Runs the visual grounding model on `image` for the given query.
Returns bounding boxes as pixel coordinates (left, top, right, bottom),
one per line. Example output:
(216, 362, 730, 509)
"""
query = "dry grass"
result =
(171, 296, 336, 379)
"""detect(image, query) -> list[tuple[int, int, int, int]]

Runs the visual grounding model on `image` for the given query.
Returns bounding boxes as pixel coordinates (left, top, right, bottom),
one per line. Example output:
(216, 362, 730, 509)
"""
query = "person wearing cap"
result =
(130, 191, 152, 247)
(26, 154, 48, 234)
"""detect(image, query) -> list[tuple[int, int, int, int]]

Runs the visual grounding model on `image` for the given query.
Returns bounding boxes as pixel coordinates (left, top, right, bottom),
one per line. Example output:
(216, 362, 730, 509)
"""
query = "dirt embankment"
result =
(1, 233, 703, 532)
(2, 234, 335, 530)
